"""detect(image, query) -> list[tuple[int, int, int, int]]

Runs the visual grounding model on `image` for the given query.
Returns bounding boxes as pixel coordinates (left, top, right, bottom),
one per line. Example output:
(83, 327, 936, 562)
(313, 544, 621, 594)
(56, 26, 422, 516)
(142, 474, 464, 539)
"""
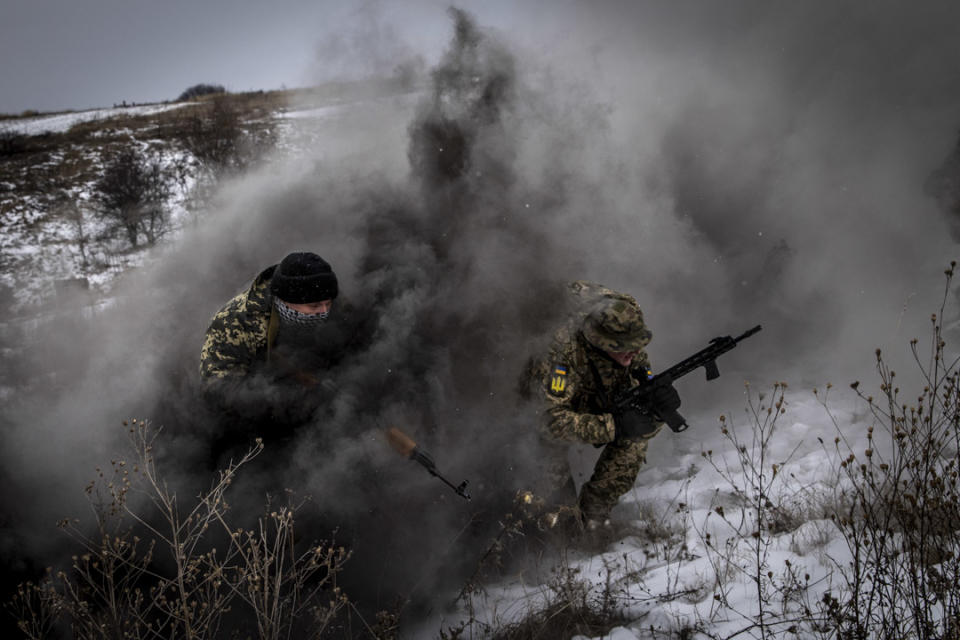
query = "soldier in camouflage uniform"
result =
(200, 252, 351, 459)
(529, 281, 681, 529)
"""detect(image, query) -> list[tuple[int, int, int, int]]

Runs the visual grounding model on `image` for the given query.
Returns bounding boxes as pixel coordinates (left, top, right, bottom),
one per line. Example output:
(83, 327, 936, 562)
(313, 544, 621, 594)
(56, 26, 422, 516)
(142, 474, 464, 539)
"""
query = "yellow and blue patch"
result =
(549, 364, 568, 395)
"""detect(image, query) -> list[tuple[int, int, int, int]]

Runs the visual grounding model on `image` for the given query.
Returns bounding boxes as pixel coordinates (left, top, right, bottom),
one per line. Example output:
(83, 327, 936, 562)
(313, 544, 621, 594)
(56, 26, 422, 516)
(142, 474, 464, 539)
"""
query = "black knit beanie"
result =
(269, 252, 339, 303)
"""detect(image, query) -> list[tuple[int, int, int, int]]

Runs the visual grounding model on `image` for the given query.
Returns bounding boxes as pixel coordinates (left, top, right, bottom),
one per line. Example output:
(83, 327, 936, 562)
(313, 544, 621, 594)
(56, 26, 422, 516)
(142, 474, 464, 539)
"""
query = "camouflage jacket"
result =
(199, 265, 369, 428)
(531, 282, 658, 445)
(200, 266, 280, 381)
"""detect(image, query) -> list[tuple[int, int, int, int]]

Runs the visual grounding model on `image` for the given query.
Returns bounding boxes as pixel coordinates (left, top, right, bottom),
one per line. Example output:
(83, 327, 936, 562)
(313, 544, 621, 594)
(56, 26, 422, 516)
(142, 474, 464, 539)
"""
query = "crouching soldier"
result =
(527, 282, 682, 531)
(200, 251, 353, 462)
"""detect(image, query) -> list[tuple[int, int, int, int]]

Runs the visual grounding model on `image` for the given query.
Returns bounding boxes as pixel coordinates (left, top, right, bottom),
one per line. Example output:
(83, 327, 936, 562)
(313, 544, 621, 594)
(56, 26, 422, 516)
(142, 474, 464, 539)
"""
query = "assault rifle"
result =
(386, 426, 471, 500)
(613, 325, 762, 433)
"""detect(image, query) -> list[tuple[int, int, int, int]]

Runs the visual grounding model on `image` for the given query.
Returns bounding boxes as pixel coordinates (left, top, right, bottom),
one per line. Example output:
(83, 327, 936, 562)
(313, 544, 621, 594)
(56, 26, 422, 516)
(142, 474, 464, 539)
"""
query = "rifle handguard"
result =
(410, 446, 437, 474)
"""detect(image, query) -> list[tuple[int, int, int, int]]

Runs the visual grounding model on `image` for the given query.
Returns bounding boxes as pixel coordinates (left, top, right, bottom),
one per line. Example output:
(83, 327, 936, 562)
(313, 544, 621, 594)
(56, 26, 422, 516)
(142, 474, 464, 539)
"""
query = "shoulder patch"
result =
(549, 364, 569, 396)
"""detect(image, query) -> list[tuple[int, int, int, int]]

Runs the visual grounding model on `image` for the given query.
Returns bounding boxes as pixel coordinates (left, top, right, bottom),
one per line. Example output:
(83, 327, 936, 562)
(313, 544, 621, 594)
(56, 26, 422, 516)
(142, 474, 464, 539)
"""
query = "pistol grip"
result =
(704, 360, 720, 381)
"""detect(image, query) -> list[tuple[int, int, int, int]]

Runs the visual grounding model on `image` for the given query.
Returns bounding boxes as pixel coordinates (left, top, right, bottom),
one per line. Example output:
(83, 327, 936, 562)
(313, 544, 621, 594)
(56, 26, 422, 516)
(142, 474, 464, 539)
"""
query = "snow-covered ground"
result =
(431, 389, 876, 639)
(0, 103, 188, 136)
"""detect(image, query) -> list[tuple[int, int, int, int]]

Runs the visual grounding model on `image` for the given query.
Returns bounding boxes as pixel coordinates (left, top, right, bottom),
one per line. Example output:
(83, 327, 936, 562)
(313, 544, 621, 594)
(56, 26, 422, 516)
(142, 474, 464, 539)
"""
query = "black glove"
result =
(649, 381, 682, 414)
(614, 408, 659, 440)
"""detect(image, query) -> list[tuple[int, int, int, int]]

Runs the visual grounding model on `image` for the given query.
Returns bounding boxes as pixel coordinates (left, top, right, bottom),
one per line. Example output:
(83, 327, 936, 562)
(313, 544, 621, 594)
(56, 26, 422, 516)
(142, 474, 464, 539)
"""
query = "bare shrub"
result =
(172, 95, 275, 219)
(498, 566, 629, 639)
(632, 494, 691, 552)
(49, 191, 89, 271)
(817, 262, 960, 640)
(176, 96, 274, 179)
(695, 383, 825, 639)
(6, 421, 350, 639)
(448, 563, 635, 640)
(93, 148, 172, 247)
(693, 264, 960, 639)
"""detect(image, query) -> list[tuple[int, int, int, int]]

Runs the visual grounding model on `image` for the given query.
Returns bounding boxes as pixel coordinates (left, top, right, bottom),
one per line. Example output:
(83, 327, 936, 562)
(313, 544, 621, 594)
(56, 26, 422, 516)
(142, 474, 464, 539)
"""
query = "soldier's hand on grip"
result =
(614, 408, 659, 440)
(650, 381, 681, 414)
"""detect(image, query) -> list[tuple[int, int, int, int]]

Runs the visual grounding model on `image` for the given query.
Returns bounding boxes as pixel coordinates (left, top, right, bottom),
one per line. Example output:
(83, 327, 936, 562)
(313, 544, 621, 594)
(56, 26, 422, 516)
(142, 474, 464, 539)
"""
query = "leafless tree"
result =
(93, 148, 171, 247)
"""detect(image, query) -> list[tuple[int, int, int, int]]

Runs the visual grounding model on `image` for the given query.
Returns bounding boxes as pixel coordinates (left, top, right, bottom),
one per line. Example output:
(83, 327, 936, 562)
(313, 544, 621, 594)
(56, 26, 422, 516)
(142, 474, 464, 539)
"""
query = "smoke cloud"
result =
(307, 0, 428, 86)
(3, 0, 960, 629)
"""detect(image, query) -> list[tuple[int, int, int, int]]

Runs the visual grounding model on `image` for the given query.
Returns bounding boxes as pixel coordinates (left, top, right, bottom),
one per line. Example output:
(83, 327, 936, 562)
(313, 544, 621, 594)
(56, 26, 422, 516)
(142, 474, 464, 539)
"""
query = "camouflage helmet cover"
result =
(582, 298, 652, 352)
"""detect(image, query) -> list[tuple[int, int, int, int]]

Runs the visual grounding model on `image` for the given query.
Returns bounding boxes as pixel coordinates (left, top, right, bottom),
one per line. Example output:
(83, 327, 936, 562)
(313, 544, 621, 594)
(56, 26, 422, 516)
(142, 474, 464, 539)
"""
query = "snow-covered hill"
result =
(0, 86, 417, 315)
(1, 103, 189, 137)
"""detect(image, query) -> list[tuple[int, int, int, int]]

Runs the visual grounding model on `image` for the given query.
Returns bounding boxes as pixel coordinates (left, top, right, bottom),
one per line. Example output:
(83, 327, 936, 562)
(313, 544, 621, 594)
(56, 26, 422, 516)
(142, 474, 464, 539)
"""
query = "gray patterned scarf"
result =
(274, 298, 330, 327)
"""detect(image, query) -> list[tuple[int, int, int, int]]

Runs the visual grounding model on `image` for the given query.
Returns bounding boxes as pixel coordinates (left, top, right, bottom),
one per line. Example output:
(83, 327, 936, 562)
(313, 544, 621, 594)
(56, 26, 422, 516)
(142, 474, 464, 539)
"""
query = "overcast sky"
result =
(0, 0, 566, 114)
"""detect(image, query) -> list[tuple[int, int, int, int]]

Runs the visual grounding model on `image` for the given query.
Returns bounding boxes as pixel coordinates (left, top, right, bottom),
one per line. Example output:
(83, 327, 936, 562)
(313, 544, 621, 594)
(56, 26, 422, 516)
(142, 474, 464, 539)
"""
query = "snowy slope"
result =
(0, 93, 407, 313)
(0, 103, 188, 136)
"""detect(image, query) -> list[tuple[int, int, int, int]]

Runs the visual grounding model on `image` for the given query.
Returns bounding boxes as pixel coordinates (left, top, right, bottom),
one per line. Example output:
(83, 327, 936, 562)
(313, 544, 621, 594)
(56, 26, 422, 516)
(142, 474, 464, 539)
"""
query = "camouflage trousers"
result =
(537, 437, 650, 523)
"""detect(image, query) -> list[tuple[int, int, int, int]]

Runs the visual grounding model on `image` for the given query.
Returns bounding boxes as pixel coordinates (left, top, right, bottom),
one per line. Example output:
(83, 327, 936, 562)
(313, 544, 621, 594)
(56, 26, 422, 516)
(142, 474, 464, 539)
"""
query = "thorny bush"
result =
(819, 261, 960, 640)
(6, 420, 351, 640)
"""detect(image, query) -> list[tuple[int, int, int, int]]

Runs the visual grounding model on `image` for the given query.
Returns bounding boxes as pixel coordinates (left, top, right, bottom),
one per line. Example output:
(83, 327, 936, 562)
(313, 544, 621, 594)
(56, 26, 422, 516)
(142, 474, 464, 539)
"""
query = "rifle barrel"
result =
(735, 325, 763, 342)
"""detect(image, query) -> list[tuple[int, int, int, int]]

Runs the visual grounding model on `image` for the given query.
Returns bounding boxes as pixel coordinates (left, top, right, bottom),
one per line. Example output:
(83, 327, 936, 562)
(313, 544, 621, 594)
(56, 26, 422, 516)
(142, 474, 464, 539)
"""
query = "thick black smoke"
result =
(270, 8, 584, 611)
